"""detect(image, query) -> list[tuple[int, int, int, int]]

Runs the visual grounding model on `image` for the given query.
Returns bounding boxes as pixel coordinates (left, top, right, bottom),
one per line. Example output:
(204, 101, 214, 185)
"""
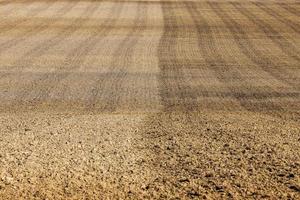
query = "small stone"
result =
(178, 178, 189, 182)
(142, 184, 150, 190)
(289, 185, 300, 192)
(215, 186, 224, 191)
(205, 173, 213, 178)
(287, 173, 295, 178)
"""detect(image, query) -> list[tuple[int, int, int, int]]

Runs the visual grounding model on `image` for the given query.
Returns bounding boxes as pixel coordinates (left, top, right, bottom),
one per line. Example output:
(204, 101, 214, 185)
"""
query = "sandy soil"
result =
(0, 0, 299, 199)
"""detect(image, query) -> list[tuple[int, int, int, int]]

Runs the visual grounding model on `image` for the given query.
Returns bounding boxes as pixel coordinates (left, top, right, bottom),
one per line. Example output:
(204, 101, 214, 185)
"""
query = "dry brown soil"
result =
(0, 0, 300, 199)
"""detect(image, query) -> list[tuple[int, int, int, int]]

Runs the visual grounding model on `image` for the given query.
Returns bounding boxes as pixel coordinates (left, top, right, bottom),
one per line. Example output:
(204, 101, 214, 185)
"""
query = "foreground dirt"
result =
(0, 0, 300, 199)
(1, 111, 299, 199)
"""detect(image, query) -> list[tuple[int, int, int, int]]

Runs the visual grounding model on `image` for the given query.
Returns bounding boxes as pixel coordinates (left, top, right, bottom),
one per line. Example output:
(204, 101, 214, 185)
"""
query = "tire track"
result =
(208, 2, 299, 90)
(86, 3, 142, 111)
(15, 2, 98, 61)
(95, 3, 147, 112)
(231, 2, 300, 63)
(0, 2, 78, 81)
(30, 3, 123, 103)
(278, 3, 300, 17)
(0, 0, 34, 16)
(0, 0, 58, 34)
(10, 3, 101, 102)
(253, 2, 300, 34)
(157, 2, 200, 112)
(185, 2, 283, 113)
(0, 1, 78, 54)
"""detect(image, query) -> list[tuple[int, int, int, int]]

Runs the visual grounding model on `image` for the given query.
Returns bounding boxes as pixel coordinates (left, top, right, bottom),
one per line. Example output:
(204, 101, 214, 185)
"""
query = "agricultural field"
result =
(0, 0, 299, 199)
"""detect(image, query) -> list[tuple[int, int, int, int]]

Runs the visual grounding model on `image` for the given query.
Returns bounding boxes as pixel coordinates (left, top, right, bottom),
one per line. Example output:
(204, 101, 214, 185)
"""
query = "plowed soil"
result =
(0, 0, 300, 199)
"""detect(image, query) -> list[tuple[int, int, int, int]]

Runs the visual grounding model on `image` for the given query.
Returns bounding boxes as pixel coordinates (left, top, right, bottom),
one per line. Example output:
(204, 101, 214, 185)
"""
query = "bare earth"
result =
(0, 0, 300, 199)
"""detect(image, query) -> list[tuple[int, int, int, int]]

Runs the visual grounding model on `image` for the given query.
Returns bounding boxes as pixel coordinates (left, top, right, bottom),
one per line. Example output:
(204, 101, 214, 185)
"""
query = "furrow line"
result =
(253, 2, 300, 34)
(186, 2, 283, 113)
(208, 2, 299, 90)
(232, 2, 300, 63)
(0, 0, 58, 34)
